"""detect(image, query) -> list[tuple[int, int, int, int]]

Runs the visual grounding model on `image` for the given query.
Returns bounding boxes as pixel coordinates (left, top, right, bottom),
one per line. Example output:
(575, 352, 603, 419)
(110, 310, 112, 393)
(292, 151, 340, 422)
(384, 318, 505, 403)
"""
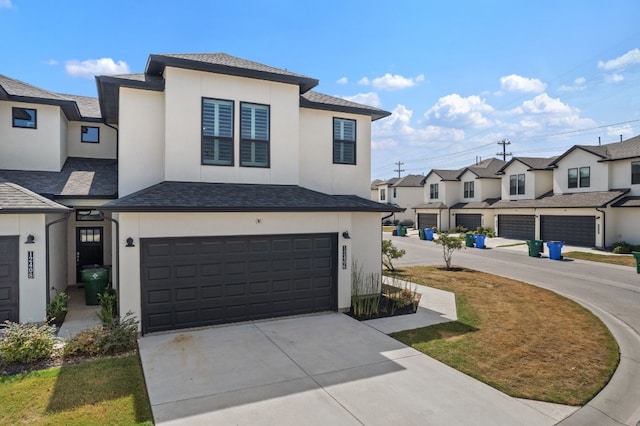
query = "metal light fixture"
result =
(25, 234, 35, 244)
(342, 231, 351, 239)
(125, 237, 135, 247)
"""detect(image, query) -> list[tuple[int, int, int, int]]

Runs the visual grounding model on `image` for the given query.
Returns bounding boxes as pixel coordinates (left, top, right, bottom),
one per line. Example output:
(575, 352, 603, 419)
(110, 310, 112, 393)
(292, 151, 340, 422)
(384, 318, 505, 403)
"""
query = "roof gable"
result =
(0, 182, 70, 213)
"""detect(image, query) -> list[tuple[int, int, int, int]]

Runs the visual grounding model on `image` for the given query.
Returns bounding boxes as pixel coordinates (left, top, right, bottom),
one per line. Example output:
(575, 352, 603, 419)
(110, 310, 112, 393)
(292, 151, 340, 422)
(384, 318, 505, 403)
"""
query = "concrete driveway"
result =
(139, 313, 558, 425)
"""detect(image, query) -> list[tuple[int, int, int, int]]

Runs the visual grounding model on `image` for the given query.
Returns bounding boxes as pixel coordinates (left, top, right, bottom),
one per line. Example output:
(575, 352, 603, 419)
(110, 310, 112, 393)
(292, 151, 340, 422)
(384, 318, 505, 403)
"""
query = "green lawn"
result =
(0, 355, 153, 425)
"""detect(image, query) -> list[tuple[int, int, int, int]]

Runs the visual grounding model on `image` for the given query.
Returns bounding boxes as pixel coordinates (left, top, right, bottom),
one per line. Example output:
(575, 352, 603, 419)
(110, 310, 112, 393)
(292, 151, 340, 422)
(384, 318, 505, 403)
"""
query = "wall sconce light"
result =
(25, 234, 35, 244)
(595, 216, 601, 219)
(342, 231, 351, 239)
(125, 237, 135, 247)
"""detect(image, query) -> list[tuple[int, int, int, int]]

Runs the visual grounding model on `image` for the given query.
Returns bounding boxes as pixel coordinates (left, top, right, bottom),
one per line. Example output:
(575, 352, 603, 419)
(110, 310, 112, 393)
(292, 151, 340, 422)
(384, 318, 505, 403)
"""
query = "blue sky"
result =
(2, 0, 639, 180)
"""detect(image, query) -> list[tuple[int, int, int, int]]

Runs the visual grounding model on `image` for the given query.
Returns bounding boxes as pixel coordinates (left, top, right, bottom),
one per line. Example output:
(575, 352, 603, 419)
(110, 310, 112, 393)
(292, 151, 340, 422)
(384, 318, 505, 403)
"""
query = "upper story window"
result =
(81, 126, 100, 143)
(333, 118, 356, 165)
(202, 98, 234, 166)
(509, 174, 525, 195)
(12, 107, 37, 129)
(240, 102, 269, 167)
(429, 183, 439, 199)
(568, 167, 590, 188)
(464, 181, 474, 198)
(632, 161, 640, 184)
(380, 188, 386, 201)
(393, 188, 397, 198)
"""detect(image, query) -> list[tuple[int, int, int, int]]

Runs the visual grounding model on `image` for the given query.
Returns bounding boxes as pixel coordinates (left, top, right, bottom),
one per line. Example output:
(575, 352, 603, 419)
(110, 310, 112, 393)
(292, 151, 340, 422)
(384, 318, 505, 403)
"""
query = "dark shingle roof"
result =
(421, 169, 463, 184)
(452, 198, 501, 209)
(390, 175, 424, 187)
(413, 202, 448, 209)
(492, 189, 629, 209)
(612, 196, 640, 208)
(102, 182, 402, 213)
(59, 94, 101, 119)
(300, 91, 391, 121)
(0, 157, 118, 199)
(463, 158, 506, 179)
(371, 179, 383, 190)
(497, 156, 557, 174)
(550, 135, 640, 165)
(0, 182, 70, 213)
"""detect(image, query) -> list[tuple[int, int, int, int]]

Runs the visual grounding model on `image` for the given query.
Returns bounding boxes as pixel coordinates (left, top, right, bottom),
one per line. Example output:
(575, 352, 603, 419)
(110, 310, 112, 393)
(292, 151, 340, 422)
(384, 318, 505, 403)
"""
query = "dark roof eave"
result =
(54, 194, 118, 200)
(96, 75, 165, 125)
(299, 99, 391, 121)
(0, 207, 71, 214)
(100, 205, 402, 213)
(6, 95, 82, 121)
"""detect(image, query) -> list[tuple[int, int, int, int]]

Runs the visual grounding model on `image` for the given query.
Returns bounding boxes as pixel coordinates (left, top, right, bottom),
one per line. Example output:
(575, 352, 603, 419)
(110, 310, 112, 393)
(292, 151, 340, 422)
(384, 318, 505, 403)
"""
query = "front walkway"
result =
(57, 286, 101, 339)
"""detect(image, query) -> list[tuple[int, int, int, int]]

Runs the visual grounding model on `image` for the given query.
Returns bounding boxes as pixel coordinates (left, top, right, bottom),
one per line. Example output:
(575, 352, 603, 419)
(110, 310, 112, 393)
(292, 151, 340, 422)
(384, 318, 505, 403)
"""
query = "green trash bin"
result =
(526, 240, 544, 257)
(81, 267, 110, 305)
(465, 233, 475, 247)
(418, 229, 426, 240)
(400, 226, 407, 237)
(632, 252, 640, 274)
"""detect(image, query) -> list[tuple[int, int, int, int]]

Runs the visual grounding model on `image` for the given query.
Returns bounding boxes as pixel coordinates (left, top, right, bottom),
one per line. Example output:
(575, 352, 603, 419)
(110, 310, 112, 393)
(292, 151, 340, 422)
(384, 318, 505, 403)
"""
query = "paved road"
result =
(390, 234, 640, 426)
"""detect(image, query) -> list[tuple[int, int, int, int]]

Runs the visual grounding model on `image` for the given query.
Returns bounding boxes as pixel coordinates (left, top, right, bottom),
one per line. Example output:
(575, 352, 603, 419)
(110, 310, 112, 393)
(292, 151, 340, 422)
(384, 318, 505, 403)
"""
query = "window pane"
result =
(203, 138, 233, 165)
(81, 126, 100, 143)
(509, 175, 517, 195)
(334, 141, 355, 164)
(568, 168, 578, 188)
(241, 104, 269, 140)
(12, 107, 36, 128)
(633, 162, 640, 185)
(579, 167, 590, 187)
(518, 174, 525, 195)
(241, 141, 268, 167)
(203, 99, 233, 138)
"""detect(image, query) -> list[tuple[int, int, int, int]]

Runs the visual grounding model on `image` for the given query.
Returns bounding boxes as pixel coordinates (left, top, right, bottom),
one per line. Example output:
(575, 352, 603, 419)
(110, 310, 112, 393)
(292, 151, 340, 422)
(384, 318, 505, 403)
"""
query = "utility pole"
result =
(393, 161, 405, 178)
(497, 139, 512, 161)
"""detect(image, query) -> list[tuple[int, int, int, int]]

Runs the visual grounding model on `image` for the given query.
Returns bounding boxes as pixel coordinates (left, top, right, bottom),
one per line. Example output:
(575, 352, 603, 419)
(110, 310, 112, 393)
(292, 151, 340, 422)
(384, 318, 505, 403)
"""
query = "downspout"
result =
(381, 211, 394, 223)
(595, 207, 606, 250)
(103, 214, 121, 316)
(46, 213, 71, 305)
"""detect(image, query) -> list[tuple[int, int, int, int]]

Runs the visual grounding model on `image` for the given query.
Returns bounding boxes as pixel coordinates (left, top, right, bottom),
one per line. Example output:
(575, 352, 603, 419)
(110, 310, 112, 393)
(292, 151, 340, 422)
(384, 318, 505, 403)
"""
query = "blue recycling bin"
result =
(475, 234, 486, 249)
(425, 228, 434, 241)
(547, 241, 564, 260)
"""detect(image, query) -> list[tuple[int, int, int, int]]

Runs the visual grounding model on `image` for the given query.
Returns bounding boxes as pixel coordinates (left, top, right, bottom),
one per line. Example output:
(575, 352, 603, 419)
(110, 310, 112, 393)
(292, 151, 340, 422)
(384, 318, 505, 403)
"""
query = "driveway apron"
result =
(138, 313, 555, 425)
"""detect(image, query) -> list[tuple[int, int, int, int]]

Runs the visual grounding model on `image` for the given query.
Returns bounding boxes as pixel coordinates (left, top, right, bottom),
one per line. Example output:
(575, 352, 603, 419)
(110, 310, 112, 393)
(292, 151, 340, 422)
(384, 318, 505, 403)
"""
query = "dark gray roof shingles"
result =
(102, 182, 402, 212)
(390, 175, 424, 187)
(452, 198, 501, 209)
(492, 189, 629, 209)
(300, 91, 391, 121)
(0, 182, 70, 212)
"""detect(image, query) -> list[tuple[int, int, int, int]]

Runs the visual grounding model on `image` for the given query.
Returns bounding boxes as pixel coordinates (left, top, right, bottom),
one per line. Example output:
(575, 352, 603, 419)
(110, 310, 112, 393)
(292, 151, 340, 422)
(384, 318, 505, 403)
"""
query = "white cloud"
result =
(604, 73, 624, 84)
(358, 77, 370, 85)
(44, 59, 59, 66)
(500, 74, 547, 93)
(0, 0, 12, 8)
(598, 48, 640, 71)
(574, 77, 586, 85)
(424, 94, 494, 128)
(607, 123, 634, 138)
(509, 93, 596, 131)
(514, 93, 572, 114)
(336, 77, 348, 84)
(65, 58, 130, 78)
(371, 138, 398, 150)
(370, 73, 424, 90)
(342, 92, 381, 108)
(558, 77, 586, 92)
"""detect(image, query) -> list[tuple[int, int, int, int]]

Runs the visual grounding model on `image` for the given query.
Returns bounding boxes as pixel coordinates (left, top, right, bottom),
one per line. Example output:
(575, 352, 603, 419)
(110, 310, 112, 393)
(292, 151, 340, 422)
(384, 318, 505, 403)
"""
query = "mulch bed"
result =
(346, 294, 420, 321)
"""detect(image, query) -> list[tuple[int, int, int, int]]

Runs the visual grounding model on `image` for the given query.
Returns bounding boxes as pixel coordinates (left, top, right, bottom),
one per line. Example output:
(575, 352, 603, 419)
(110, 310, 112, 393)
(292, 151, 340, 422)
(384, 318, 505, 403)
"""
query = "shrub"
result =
(351, 261, 381, 317)
(612, 241, 632, 254)
(382, 239, 406, 271)
(63, 327, 104, 357)
(98, 288, 118, 327)
(434, 232, 465, 269)
(452, 225, 468, 233)
(64, 311, 139, 357)
(475, 226, 495, 238)
(46, 292, 70, 326)
(0, 321, 56, 364)
(399, 218, 414, 227)
(393, 219, 400, 225)
(383, 219, 393, 226)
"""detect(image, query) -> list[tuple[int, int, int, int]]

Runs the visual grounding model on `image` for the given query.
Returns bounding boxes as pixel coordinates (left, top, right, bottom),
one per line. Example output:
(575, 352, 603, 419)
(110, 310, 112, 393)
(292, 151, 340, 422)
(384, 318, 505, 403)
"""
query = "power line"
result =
(393, 161, 405, 178)
(496, 139, 512, 161)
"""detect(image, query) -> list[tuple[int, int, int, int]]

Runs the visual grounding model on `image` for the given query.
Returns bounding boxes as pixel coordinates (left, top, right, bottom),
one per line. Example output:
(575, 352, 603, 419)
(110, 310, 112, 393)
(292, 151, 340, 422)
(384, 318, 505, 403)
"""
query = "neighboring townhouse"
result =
(414, 158, 505, 231)
(370, 178, 382, 201)
(0, 54, 397, 330)
(374, 174, 423, 223)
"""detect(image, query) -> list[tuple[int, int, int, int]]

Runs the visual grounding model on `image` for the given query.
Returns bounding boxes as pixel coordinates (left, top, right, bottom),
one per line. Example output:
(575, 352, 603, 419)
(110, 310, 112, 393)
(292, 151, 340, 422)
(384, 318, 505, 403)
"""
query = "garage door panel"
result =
(456, 214, 481, 231)
(498, 215, 535, 240)
(541, 216, 595, 247)
(417, 214, 438, 229)
(175, 264, 197, 278)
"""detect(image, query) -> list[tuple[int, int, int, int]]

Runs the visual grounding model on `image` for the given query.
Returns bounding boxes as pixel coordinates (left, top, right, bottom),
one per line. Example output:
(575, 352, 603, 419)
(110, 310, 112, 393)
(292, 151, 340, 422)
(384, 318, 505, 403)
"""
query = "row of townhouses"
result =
(0, 53, 399, 329)
(373, 138, 640, 249)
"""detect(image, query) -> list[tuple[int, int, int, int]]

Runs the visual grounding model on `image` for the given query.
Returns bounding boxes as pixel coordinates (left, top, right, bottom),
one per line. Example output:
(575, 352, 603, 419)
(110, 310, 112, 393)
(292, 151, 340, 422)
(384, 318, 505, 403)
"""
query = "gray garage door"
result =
(455, 214, 481, 231)
(540, 216, 595, 247)
(417, 213, 437, 229)
(498, 215, 535, 240)
(0, 236, 19, 323)
(140, 233, 338, 334)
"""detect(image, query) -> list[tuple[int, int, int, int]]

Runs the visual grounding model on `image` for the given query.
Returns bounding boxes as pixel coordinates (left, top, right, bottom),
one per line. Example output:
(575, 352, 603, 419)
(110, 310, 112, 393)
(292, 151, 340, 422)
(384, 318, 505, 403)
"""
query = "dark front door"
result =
(0, 236, 19, 322)
(140, 233, 338, 334)
(76, 227, 104, 282)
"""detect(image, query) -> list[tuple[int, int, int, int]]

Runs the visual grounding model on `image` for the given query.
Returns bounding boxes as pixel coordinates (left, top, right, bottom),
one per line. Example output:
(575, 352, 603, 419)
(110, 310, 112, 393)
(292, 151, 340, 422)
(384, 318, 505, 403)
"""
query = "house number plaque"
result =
(27, 251, 34, 279)
(342, 245, 347, 270)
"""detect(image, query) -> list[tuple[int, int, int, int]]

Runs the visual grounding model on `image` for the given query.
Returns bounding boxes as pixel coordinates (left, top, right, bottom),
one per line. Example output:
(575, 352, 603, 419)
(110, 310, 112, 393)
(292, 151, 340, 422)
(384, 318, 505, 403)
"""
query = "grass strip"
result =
(563, 251, 636, 268)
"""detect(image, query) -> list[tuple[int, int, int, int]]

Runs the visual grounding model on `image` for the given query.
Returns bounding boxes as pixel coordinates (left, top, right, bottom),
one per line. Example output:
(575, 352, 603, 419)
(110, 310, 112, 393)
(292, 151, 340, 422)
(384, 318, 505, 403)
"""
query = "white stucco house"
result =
(374, 174, 423, 224)
(0, 54, 398, 332)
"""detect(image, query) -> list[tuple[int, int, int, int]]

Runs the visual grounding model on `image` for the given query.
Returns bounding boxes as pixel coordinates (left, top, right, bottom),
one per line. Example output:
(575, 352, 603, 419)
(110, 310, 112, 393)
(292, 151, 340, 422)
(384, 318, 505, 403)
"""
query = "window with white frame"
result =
(380, 188, 386, 201)
(429, 183, 439, 199)
(509, 174, 525, 195)
(202, 98, 234, 165)
(333, 118, 356, 165)
(240, 102, 269, 167)
(464, 181, 474, 198)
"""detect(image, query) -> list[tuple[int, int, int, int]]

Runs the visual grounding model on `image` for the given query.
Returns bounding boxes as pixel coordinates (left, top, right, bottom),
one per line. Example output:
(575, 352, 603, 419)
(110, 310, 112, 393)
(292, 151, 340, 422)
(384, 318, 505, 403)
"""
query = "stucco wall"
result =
(610, 159, 640, 196)
(390, 186, 423, 222)
(47, 213, 68, 296)
(116, 211, 382, 330)
(299, 108, 372, 198)
(118, 88, 166, 197)
(553, 150, 609, 193)
(500, 161, 537, 200)
(608, 207, 639, 245)
(479, 178, 501, 199)
(458, 171, 478, 202)
(67, 122, 117, 159)
(0, 101, 63, 171)
(59, 110, 68, 170)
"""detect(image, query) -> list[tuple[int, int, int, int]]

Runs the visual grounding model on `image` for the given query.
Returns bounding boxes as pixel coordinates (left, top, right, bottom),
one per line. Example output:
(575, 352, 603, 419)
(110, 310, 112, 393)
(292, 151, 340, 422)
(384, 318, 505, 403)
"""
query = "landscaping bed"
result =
(347, 283, 421, 320)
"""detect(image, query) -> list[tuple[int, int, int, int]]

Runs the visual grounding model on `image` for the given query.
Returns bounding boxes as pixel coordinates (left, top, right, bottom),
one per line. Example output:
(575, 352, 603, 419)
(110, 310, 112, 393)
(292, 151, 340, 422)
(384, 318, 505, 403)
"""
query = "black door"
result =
(417, 213, 438, 229)
(0, 236, 19, 322)
(498, 215, 535, 240)
(540, 216, 596, 247)
(140, 233, 338, 334)
(455, 214, 482, 231)
(76, 227, 104, 282)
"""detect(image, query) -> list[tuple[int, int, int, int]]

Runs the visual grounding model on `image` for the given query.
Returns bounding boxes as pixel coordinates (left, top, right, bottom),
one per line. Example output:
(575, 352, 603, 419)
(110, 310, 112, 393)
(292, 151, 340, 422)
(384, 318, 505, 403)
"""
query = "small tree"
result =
(434, 232, 464, 269)
(382, 239, 406, 271)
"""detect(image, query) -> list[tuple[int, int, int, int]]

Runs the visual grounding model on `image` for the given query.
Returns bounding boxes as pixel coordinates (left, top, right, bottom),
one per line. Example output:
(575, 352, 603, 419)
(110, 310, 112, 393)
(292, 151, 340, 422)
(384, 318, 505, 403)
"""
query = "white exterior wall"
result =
(534, 170, 553, 197)
(0, 214, 47, 322)
(391, 186, 423, 222)
(610, 208, 640, 245)
(59, 110, 68, 169)
(117, 211, 382, 330)
(377, 184, 390, 202)
(553, 150, 609, 193)
(46, 213, 68, 296)
(118, 88, 165, 197)
(500, 162, 535, 200)
(459, 171, 479, 202)
(478, 178, 501, 199)
(299, 108, 372, 198)
(611, 159, 640, 196)
(0, 101, 64, 171)
(67, 122, 117, 159)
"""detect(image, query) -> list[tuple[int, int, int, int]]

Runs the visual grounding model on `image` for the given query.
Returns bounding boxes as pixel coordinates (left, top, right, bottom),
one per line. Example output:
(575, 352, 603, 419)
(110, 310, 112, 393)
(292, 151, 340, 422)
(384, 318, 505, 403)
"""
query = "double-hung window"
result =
(632, 161, 640, 185)
(333, 118, 356, 164)
(429, 183, 439, 199)
(464, 181, 474, 198)
(509, 174, 525, 195)
(380, 188, 386, 201)
(240, 102, 269, 167)
(12, 107, 37, 128)
(568, 167, 590, 188)
(202, 98, 234, 166)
